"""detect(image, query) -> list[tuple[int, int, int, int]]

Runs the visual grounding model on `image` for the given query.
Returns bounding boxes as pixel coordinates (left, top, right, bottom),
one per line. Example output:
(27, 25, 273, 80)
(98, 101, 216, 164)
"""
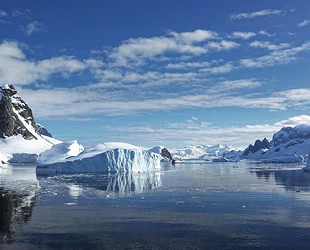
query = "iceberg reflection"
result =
(38, 171, 162, 197)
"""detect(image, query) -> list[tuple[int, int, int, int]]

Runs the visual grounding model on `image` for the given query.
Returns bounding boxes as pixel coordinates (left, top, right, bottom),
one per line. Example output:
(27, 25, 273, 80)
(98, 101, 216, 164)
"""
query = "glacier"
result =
(37, 142, 161, 175)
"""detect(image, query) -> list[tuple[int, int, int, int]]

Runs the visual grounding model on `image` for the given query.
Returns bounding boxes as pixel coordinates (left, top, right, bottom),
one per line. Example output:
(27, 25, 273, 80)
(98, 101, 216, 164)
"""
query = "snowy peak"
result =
(243, 138, 270, 156)
(0, 84, 52, 140)
(0, 84, 38, 139)
(242, 124, 310, 162)
(272, 124, 310, 147)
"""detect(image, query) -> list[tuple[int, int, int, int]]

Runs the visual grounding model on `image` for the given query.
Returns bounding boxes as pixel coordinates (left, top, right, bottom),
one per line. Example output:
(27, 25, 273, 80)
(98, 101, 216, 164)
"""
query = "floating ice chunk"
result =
(37, 142, 161, 175)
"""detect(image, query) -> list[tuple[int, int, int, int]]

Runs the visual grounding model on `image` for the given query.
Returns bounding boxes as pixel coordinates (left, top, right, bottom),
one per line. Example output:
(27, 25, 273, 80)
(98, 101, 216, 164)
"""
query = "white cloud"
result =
(275, 115, 310, 126)
(250, 41, 290, 50)
(0, 9, 8, 17)
(110, 29, 218, 65)
(206, 40, 240, 50)
(258, 30, 276, 37)
(18, 84, 310, 120)
(166, 61, 211, 69)
(21, 21, 47, 36)
(97, 114, 310, 148)
(0, 40, 87, 85)
(200, 62, 234, 74)
(229, 32, 256, 40)
(208, 79, 262, 93)
(169, 29, 218, 43)
(298, 20, 310, 28)
(231, 9, 285, 20)
(240, 42, 310, 68)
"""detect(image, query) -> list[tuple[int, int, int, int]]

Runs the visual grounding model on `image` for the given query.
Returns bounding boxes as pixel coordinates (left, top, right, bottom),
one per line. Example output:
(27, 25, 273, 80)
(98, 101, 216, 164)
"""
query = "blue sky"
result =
(1, 0, 310, 149)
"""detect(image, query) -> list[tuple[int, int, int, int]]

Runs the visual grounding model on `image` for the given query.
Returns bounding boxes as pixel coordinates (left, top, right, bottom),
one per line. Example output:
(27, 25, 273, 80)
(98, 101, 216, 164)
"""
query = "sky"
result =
(0, 0, 310, 149)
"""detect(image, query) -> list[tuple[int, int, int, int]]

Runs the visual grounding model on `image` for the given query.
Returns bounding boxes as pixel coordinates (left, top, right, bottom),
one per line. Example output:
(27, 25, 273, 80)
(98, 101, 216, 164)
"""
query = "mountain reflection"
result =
(0, 165, 39, 244)
(253, 169, 310, 192)
(274, 170, 310, 191)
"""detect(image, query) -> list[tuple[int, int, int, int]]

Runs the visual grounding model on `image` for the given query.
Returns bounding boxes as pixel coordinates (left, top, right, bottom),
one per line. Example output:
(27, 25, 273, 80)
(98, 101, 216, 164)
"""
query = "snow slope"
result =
(0, 135, 60, 163)
(242, 124, 310, 163)
(37, 142, 161, 175)
(37, 140, 84, 166)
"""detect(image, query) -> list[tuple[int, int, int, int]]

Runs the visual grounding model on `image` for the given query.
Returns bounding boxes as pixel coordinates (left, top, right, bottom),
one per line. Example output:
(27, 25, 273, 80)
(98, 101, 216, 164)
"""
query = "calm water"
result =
(1, 161, 310, 250)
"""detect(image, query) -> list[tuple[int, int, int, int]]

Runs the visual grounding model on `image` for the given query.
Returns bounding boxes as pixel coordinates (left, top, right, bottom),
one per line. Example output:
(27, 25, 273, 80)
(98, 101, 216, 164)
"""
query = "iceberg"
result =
(37, 142, 161, 175)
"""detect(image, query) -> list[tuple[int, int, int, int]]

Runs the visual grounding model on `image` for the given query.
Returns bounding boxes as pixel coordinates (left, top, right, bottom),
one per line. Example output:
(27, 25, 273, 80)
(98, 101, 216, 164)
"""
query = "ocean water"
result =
(1, 161, 310, 250)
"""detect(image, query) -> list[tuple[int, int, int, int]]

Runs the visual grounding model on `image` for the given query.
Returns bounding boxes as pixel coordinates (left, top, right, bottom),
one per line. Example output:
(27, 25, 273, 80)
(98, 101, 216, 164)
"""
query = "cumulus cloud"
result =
(229, 32, 256, 40)
(298, 20, 310, 28)
(206, 40, 240, 50)
(231, 9, 285, 20)
(109, 29, 219, 65)
(258, 30, 276, 37)
(249, 41, 290, 50)
(275, 115, 310, 127)
(0, 40, 87, 85)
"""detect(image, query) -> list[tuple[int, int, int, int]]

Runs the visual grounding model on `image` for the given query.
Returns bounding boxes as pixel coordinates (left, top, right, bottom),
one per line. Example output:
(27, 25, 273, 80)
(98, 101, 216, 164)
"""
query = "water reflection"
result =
(37, 171, 162, 197)
(253, 168, 310, 192)
(0, 164, 39, 244)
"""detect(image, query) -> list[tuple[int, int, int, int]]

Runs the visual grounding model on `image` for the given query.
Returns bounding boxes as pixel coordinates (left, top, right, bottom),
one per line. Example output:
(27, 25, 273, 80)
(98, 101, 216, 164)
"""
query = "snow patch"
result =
(37, 140, 84, 166)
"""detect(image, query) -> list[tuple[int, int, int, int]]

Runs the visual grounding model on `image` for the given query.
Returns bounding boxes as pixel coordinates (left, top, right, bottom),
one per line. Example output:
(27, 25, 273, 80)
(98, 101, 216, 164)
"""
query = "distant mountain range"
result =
(237, 124, 310, 163)
(167, 125, 310, 163)
(170, 144, 236, 160)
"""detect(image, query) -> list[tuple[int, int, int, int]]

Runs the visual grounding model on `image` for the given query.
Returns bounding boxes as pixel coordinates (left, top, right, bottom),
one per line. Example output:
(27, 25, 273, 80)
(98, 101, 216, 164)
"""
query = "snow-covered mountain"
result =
(0, 84, 60, 163)
(242, 124, 310, 163)
(171, 144, 236, 160)
(148, 146, 173, 160)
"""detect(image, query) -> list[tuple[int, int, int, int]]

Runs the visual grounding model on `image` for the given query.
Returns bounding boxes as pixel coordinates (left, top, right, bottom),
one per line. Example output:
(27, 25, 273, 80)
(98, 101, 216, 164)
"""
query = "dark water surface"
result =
(1, 161, 310, 249)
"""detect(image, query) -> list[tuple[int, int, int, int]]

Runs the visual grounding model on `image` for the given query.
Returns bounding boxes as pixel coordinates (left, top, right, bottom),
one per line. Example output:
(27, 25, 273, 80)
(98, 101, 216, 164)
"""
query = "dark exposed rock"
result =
(161, 148, 172, 160)
(243, 138, 270, 156)
(36, 124, 53, 138)
(0, 84, 37, 140)
(272, 125, 310, 147)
